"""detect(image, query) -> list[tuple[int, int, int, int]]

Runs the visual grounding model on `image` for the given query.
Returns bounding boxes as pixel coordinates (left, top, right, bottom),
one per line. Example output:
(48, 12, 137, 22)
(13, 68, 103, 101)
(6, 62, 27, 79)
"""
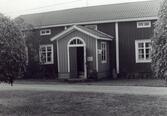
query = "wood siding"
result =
(27, 26, 64, 76)
(58, 30, 97, 75)
(98, 23, 116, 73)
(98, 40, 111, 73)
(118, 20, 155, 73)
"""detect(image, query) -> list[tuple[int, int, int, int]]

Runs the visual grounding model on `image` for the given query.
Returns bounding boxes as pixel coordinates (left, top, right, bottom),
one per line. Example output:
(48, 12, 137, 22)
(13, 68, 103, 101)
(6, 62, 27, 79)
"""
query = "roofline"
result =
(33, 16, 158, 29)
(50, 25, 113, 41)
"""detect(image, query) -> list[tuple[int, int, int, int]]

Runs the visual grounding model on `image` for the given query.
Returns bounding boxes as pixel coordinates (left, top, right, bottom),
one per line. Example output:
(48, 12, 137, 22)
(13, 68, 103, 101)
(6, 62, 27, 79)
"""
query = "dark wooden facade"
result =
(27, 19, 155, 79)
(118, 20, 155, 74)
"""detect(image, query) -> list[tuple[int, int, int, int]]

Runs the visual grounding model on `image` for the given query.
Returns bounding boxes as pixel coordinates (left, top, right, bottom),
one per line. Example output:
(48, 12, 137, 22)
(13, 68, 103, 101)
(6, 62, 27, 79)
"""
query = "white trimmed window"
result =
(101, 42, 107, 63)
(135, 40, 151, 63)
(137, 21, 151, 28)
(40, 29, 51, 35)
(39, 44, 54, 64)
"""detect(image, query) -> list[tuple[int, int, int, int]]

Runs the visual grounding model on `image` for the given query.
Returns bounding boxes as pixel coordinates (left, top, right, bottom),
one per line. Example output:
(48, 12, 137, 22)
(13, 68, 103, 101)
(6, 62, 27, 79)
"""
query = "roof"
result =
(51, 25, 113, 41)
(17, 0, 161, 28)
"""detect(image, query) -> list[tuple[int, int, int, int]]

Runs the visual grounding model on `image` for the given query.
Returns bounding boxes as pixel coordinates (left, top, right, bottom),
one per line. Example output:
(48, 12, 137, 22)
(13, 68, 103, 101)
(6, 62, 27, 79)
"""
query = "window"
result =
(101, 42, 107, 63)
(40, 29, 51, 35)
(137, 21, 151, 28)
(39, 45, 54, 64)
(135, 40, 151, 63)
(68, 37, 85, 46)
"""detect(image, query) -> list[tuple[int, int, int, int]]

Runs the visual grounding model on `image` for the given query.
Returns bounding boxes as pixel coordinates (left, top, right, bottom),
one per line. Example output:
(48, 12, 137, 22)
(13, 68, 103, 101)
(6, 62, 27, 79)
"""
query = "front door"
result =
(69, 47, 85, 78)
(77, 47, 84, 78)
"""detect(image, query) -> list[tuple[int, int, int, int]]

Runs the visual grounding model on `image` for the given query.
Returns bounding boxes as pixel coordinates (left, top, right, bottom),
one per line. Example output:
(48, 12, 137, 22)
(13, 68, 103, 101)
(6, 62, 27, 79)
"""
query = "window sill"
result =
(136, 60, 151, 63)
(101, 61, 107, 64)
(40, 62, 54, 65)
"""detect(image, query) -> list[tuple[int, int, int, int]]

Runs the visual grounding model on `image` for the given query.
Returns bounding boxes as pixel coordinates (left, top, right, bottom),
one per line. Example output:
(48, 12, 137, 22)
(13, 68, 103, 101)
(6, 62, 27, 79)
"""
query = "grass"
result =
(0, 90, 167, 116)
(16, 78, 167, 87)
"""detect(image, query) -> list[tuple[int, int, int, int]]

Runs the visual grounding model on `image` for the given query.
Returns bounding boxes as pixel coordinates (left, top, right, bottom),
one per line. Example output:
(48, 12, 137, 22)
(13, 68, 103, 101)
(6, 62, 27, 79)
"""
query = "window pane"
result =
(41, 53, 46, 63)
(138, 49, 144, 55)
(47, 47, 51, 51)
(46, 30, 50, 33)
(41, 47, 46, 52)
(144, 22, 150, 26)
(146, 49, 151, 54)
(138, 54, 144, 59)
(101, 42, 107, 62)
(146, 48, 151, 59)
(77, 39, 82, 44)
(146, 54, 151, 59)
(138, 22, 143, 26)
(145, 42, 151, 48)
(41, 31, 45, 34)
(71, 40, 76, 44)
(138, 43, 144, 48)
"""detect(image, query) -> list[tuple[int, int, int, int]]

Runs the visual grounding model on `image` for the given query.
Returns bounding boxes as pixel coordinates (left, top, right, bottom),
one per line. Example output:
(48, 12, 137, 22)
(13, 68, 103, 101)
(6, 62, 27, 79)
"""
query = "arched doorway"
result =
(67, 37, 87, 79)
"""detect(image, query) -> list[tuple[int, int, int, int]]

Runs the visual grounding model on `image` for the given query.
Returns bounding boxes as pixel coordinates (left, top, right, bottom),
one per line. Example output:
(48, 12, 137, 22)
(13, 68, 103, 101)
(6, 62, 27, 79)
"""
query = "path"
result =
(0, 83, 167, 96)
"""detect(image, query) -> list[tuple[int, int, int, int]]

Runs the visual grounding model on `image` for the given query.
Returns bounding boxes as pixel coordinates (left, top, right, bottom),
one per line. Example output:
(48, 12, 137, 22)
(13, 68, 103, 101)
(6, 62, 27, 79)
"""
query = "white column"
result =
(115, 22, 119, 74)
(96, 39, 99, 72)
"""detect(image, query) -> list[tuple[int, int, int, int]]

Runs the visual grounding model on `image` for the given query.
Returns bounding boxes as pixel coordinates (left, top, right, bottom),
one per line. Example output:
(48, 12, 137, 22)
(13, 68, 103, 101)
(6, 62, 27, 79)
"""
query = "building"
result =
(17, 0, 161, 79)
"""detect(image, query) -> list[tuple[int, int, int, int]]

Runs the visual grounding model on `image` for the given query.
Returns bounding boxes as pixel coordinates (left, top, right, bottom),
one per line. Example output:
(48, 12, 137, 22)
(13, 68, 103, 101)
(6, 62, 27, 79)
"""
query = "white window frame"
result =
(135, 39, 152, 63)
(101, 42, 107, 63)
(137, 21, 151, 28)
(39, 44, 54, 64)
(40, 29, 51, 36)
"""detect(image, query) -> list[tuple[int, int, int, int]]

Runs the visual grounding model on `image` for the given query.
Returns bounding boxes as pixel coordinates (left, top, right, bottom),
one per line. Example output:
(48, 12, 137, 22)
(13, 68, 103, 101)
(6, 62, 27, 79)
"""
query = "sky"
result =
(0, 0, 150, 18)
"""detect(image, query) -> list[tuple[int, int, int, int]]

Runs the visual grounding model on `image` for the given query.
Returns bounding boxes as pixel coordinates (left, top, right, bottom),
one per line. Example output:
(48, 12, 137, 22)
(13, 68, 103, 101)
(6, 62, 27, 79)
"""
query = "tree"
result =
(0, 14, 27, 86)
(152, 0, 167, 81)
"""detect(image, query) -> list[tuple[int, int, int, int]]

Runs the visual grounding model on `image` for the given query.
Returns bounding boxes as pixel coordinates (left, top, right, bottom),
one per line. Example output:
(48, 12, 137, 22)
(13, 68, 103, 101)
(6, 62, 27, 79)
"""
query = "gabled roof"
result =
(17, 0, 161, 29)
(50, 25, 113, 41)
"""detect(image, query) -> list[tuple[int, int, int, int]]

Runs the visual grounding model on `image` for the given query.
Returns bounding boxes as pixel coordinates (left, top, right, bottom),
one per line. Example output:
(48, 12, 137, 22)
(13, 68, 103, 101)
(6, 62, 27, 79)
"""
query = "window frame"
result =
(137, 21, 151, 28)
(135, 39, 152, 63)
(40, 29, 51, 36)
(39, 44, 54, 64)
(101, 42, 107, 63)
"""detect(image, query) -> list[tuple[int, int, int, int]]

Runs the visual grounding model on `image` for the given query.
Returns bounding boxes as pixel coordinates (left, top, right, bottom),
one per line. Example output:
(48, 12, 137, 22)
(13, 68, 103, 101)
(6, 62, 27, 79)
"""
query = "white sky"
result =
(0, 0, 150, 18)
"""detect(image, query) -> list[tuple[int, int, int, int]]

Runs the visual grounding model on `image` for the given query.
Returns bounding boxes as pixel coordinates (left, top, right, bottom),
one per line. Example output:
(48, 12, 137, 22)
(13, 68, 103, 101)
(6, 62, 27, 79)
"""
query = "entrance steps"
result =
(67, 78, 86, 82)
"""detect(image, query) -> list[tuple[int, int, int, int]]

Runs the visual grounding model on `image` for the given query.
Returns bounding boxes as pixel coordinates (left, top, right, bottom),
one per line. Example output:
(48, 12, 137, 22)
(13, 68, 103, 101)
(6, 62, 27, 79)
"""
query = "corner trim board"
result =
(96, 39, 99, 72)
(57, 40, 60, 72)
(115, 22, 119, 74)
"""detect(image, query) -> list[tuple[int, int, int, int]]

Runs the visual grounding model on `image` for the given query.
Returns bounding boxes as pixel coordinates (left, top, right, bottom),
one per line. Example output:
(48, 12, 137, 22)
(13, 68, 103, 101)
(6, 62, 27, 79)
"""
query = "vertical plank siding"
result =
(27, 26, 64, 77)
(118, 20, 155, 74)
(97, 23, 116, 74)
(58, 30, 96, 77)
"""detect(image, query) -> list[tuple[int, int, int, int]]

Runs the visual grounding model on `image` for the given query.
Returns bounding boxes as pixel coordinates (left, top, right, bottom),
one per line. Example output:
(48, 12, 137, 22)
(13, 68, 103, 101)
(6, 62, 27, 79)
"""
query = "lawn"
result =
(16, 78, 167, 87)
(0, 90, 167, 116)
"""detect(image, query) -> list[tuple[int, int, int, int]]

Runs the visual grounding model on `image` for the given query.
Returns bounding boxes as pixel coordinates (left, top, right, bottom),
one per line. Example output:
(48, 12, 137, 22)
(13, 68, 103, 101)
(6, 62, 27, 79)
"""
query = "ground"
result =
(0, 90, 167, 116)
(0, 82, 167, 116)
(16, 78, 166, 87)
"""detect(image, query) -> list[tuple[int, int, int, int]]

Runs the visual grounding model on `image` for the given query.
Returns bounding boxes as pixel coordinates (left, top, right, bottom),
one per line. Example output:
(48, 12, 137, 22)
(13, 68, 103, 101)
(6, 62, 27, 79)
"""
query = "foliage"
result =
(152, 0, 167, 79)
(0, 14, 26, 84)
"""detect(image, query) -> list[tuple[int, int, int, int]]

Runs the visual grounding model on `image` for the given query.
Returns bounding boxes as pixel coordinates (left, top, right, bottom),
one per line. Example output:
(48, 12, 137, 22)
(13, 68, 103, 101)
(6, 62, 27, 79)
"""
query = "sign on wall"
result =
(87, 56, 93, 61)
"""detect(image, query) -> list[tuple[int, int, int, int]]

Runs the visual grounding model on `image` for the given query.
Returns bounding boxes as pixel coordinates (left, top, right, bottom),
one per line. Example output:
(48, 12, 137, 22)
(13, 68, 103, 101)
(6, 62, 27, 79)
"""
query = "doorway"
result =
(68, 37, 87, 79)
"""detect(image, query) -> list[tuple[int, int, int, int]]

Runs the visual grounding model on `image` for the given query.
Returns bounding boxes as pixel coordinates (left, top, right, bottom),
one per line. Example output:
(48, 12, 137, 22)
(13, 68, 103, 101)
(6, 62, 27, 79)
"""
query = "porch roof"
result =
(50, 25, 113, 41)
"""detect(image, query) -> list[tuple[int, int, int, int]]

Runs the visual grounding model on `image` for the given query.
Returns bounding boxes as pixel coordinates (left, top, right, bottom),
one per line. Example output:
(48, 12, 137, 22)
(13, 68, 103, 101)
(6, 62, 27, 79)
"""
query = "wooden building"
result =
(17, 0, 161, 79)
